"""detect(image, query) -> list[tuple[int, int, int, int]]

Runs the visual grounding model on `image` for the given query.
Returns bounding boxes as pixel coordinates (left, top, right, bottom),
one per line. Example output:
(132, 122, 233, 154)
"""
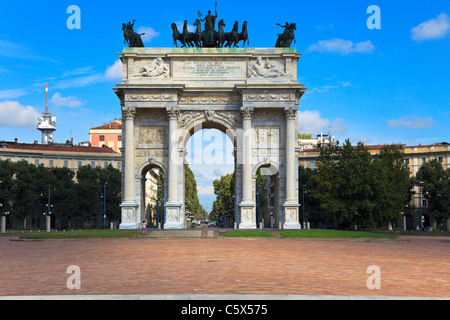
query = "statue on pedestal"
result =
(123, 20, 145, 47)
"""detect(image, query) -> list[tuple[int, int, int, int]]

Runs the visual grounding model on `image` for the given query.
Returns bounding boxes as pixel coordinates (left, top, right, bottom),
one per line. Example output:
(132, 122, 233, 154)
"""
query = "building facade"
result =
(0, 139, 123, 230)
(89, 120, 123, 153)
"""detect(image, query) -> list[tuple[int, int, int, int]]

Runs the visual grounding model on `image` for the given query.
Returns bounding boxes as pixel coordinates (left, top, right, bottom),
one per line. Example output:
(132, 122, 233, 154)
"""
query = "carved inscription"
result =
(173, 60, 246, 78)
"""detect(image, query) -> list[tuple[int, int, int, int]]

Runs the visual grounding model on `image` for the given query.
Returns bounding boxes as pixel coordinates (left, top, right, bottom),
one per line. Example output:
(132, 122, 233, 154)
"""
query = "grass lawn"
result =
(19, 229, 142, 240)
(279, 229, 397, 238)
(222, 230, 275, 237)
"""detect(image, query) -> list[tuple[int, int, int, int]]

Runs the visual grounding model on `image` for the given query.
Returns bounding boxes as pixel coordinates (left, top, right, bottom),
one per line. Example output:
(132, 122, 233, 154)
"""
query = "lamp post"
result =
(0, 203, 5, 234)
(419, 181, 423, 231)
(43, 184, 52, 232)
(103, 182, 107, 230)
(302, 185, 307, 229)
(256, 185, 261, 229)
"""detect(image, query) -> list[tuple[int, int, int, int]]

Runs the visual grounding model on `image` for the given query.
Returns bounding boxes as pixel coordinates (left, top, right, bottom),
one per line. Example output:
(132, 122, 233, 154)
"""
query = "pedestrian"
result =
(142, 221, 147, 235)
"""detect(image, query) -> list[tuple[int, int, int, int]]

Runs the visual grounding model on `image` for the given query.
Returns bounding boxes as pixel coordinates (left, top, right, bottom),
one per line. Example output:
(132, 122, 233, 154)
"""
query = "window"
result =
(99, 135, 105, 142)
(421, 157, 426, 164)
(78, 161, 83, 168)
(91, 161, 96, 167)
(104, 162, 109, 168)
(34, 159, 40, 166)
(49, 160, 54, 167)
(405, 158, 410, 165)
(118, 135, 122, 142)
(63, 160, 69, 168)
(438, 156, 444, 163)
(310, 161, 315, 169)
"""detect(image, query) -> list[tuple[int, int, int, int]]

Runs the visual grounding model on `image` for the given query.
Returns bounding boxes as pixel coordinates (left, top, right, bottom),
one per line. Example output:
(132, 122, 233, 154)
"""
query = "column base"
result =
(119, 200, 139, 230)
(283, 203, 301, 230)
(165, 200, 183, 230)
(239, 201, 256, 230)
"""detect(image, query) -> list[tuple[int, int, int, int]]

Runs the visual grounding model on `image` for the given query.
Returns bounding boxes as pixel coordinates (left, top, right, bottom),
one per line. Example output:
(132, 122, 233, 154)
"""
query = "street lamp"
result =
(43, 184, 52, 232)
(419, 181, 424, 231)
(256, 185, 261, 229)
(103, 182, 107, 230)
(302, 185, 307, 229)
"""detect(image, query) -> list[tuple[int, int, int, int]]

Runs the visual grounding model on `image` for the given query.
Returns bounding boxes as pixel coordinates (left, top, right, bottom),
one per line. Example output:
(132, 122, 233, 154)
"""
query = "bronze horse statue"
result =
(217, 19, 226, 48)
(275, 22, 296, 48)
(236, 21, 249, 48)
(123, 21, 145, 47)
(224, 21, 239, 48)
(172, 23, 188, 48)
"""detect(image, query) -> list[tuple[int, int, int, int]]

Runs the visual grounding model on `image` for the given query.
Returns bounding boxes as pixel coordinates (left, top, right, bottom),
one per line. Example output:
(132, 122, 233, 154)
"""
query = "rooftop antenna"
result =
(37, 84, 56, 144)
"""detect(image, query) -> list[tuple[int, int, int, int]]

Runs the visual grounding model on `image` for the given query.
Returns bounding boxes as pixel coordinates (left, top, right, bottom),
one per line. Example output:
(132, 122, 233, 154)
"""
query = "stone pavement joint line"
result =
(0, 236, 449, 298)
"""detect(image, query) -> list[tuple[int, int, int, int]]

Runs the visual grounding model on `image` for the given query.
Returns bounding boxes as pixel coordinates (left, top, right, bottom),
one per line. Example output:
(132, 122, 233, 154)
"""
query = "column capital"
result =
(166, 108, 180, 120)
(284, 107, 298, 120)
(240, 107, 254, 120)
(122, 106, 137, 120)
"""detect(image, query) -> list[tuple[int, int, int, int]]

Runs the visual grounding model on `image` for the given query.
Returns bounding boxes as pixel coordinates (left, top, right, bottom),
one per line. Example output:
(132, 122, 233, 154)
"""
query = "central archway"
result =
(179, 113, 240, 228)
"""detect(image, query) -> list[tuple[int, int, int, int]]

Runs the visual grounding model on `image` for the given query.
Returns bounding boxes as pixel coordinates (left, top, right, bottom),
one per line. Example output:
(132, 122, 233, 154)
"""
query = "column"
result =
(239, 107, 256, 229)
(283, 107, 301, 229)
(165, 108, 182, 229)
(119, 105, 139, 230)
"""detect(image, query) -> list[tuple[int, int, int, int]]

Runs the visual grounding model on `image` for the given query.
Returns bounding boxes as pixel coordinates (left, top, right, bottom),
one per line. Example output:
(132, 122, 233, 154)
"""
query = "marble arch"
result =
(114, 47, 306, 230)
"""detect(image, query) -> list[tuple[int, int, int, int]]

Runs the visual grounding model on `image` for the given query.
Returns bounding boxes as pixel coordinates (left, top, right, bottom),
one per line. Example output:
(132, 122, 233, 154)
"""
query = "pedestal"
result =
(119, 201, 139, 230)
(283, 204, 301, 229)
(239, 201, 256, 229)
(164, 200, 183, 229)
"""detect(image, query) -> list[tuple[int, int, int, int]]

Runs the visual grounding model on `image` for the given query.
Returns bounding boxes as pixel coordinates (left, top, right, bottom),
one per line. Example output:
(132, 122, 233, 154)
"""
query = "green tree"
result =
(313, 140, 376, 229)
(10, 161, 42, 228)
(210, 173, 234, 226)
(49, 167, 76, 222)
(416, 159, 450, 226)
(0, 160, 15, 213)
(184, 164, 207, 220)
(75, 165, 101, 223)
(372, 145, 412, 229)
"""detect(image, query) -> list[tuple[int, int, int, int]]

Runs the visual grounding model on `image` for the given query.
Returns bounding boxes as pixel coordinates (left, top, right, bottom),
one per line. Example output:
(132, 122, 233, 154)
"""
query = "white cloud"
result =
(330, 118, 347, 134)
(105, 60, 123, 80)
(298, 110, 331, 134)
(197, 185, 215, 195)
(137, 26, 160, 42)
(411, 13, 450, 41)
(307, 38, 375, 55)
(62, 66, 94, 77)
(0, 101, 40, 128)
(213, 169, 223, 177)
(50, 93, 85, 108)
(0, 88, 29, 100)
(53, 73, 104, 89)
(387, 116, 435, 129)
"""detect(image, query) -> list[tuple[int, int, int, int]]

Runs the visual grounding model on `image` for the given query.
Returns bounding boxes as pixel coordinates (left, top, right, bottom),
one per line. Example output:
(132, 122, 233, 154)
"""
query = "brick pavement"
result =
(0, 235, 449, 298)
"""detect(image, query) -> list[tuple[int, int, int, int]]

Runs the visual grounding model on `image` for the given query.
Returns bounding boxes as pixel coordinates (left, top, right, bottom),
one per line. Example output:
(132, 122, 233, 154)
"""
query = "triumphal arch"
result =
(114, 47, 306, 230)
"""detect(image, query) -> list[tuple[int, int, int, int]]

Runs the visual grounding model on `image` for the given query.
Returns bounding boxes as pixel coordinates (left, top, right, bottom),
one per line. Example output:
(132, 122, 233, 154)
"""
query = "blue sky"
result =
(0, 1, 449, 207)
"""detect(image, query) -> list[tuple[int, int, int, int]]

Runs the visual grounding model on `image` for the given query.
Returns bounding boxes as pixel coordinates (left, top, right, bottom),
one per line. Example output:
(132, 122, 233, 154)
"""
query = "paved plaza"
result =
(0, 234, 449, 299)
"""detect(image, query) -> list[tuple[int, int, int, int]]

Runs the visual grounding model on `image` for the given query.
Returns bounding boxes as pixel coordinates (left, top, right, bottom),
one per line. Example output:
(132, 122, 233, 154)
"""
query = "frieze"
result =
(243, 92, 295, 102)
(126, 93, 177, 102)
(178, 94, 241, 105)
(135, 149, 169, 157)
